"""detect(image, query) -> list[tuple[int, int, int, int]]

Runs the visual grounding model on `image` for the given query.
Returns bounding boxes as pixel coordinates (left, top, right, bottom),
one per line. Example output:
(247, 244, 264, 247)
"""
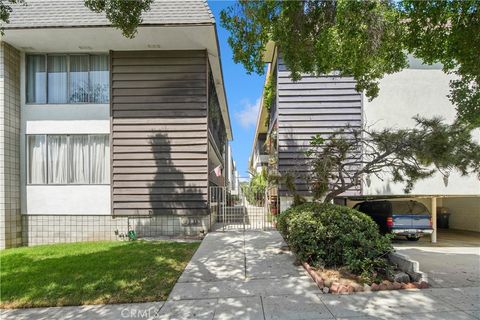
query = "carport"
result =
(344, 195, 480, 244)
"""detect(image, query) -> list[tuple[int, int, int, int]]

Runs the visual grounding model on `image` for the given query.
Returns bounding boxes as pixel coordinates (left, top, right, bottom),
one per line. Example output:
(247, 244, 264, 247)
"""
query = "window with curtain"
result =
(27, 134, 109, 185)
(89, 135, 110, 184)
(28, 135, 46, 184)
(47, 55, 68, 103)
(47, 135, 68, 183)
(69, 135, 90, 184)
(26, 55, 46, 104)
(26, 54, 109, 104)
(69, 55, 89, 103)
(90, 55, 109, 103)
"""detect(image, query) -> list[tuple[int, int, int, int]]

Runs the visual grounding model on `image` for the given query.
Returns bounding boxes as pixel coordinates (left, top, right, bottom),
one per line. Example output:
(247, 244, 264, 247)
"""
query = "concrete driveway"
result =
(394, 229, 480, 288)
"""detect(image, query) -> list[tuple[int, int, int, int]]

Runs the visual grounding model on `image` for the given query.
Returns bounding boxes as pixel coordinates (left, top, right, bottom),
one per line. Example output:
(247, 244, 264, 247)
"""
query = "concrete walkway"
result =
(394, 230, 480, 288)
(2, 231, 479, 319)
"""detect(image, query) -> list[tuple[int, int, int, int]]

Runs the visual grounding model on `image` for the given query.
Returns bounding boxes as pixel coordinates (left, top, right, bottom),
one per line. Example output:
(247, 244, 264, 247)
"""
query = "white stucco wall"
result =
(25, 185, 111, 215)
(363, 66, 480, 196)
(19, 53, 111, 215)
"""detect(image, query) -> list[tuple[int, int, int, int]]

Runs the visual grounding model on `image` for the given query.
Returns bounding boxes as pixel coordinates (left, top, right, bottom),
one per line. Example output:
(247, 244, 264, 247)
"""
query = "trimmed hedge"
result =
(277, 202, 393, 283)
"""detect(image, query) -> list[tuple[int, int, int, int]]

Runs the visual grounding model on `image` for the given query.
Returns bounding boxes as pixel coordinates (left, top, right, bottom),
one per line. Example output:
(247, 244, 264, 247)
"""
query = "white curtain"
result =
(26, 55, 46, 103)
(90, 135, 110, 184)
(47, 55, 68, 103)
(69, 135, 89, 184)
(48, 136, 68, 184)
(28, 135, 46, 184)
(69, 55, 89, 103)
(89, 55, 109, 103)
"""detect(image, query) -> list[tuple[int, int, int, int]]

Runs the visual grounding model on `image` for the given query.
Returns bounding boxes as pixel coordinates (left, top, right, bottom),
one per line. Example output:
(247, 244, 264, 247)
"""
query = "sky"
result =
(208, 1, 266, 179)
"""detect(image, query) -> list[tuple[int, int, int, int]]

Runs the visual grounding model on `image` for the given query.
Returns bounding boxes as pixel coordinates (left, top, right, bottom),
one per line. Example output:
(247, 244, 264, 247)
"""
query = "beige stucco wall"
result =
(441, 197, 480, 232)
(363, 65, 480, 196)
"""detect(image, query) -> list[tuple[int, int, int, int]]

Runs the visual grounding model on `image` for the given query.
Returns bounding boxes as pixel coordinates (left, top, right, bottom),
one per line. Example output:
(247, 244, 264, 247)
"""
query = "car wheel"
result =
(407, 236, 420, 241)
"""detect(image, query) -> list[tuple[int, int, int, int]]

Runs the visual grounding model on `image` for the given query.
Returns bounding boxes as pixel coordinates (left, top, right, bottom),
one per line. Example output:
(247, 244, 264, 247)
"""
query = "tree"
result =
(220, 0, 480, 128)
(300, 118, 480, 203)
(0, 0, 24, 33)
(242, 169, 268, 205)
(0, 0, 153, 39)
(84, 0, 153, 38)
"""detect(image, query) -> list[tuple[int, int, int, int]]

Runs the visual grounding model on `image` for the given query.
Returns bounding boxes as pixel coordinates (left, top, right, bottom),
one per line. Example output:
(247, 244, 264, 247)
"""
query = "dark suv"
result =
(353, 200, 433, 241)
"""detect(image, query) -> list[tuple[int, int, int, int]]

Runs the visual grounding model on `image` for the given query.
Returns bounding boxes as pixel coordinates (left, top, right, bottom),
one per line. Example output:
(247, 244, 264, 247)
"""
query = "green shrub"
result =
(277, 202, 393, 283)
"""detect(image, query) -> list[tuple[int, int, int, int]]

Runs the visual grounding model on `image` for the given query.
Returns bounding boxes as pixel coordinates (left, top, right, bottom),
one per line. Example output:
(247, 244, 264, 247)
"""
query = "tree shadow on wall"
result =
(130, 132, 208, 237)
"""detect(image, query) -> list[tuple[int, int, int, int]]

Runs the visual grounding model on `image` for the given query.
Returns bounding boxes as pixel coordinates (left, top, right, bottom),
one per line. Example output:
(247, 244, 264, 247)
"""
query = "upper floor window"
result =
(26, 54, 109, 104)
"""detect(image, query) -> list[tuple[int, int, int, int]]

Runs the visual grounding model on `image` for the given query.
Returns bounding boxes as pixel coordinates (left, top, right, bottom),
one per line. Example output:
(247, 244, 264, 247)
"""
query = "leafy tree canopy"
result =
(220, 0, 480, 128)
(84, 0, 153, 38)
(1, 0, 477, 126)
(299, 118, 480, 203)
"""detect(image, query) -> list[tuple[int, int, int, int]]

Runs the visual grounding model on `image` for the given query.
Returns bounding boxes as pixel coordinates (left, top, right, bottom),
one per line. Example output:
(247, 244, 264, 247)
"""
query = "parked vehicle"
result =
(353, 200, 433, 241)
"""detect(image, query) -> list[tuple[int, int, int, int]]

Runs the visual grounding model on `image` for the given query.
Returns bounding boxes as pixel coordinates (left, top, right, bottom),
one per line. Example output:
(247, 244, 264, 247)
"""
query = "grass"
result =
(0, 240, 199, 308)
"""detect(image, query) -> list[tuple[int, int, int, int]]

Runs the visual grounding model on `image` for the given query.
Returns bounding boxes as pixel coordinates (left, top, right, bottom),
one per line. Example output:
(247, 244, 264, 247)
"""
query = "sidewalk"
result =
(2, 231, 479, 319)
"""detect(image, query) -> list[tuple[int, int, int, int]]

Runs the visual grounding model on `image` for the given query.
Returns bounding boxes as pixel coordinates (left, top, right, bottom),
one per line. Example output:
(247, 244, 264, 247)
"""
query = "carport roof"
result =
(344, 194, 480, 201)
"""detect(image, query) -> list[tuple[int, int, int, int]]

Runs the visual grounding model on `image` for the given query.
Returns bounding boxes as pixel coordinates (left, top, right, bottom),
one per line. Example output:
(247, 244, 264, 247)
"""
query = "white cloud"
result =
(234, 98, 261, 129)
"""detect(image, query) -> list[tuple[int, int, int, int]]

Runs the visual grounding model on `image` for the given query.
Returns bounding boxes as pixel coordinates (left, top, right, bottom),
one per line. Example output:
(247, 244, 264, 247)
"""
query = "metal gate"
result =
(209, 186, 277, 231)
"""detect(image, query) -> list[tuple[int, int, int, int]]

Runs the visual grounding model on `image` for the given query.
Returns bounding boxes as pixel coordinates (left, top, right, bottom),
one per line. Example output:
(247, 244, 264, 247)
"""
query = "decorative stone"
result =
(322, 287, 330, 294)
(393, 282, 402, 290)
(393, 272, 411, 283)
(371, 283, 380, 291)
(379, 283, 388, 291)
(330, 282, 340, 293)
(404, 283, 417, 289)
(323, 279, 333, 288)
(338, 285, 349, 294)
(363, 284, 372, 292)
(351, 283, 363, 292)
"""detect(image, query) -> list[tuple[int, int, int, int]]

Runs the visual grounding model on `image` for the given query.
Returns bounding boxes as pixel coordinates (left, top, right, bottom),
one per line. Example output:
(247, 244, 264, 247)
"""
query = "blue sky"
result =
(208, 1, 266, 179)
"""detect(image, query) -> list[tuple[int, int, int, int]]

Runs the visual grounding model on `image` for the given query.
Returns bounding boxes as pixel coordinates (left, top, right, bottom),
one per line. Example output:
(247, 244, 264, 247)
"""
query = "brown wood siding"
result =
(276, 59, 362, 197)
(111, 50, 209, 216)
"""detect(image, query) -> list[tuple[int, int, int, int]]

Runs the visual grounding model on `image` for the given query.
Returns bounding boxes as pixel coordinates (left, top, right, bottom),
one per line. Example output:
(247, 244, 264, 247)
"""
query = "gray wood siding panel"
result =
(111, 50, 209, 216)
(276, 59, 362, 197)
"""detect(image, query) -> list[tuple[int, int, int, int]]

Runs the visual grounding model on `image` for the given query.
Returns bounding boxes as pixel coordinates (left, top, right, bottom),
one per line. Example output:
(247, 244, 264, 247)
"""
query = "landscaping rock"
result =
(322, 287, 330, 294)
(371, 283, 380, 291)
(323, 279, 333, 288)
(338, 285, 349, 294)
(363, 284, 372, 292)
(418, 281, 429, 289)
(351, 283, 363, 292)
(330, 282, 340, 293)
(379, 283, 388, 291)
(403, 283, 417, 289)
(393, 282, 402, 290)
(393, 272, 411, 283)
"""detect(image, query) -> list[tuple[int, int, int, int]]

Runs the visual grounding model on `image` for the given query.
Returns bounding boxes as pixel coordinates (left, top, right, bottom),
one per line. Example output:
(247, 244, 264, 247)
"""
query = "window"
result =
(26, 54, 109, 104)
(47, 55, 68, 103)
(69, 55, 89, 103)
(27, 134, 110, 184)
(26, 55, 46, 103)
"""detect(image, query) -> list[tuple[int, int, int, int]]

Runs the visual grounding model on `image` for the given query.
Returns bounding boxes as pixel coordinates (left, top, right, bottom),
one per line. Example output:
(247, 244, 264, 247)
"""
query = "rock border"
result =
(302, 261, 428, 294)
(388, 251, 429, 283)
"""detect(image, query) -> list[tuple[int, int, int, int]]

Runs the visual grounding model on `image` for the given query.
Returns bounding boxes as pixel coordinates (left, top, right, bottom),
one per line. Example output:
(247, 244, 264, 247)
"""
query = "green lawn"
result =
(0, 240, 199, 308)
